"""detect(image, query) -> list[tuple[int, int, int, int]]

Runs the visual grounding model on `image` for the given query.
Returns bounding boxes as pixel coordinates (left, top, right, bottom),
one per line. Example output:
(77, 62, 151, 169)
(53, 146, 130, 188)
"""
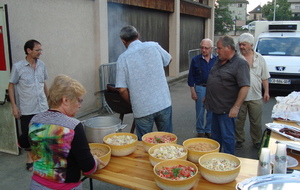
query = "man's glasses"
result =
(200, 46, 212, 50)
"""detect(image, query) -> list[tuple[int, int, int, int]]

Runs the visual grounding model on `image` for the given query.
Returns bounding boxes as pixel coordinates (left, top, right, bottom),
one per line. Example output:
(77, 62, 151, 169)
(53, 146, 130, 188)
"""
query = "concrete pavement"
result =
(0, 78, 277, 190)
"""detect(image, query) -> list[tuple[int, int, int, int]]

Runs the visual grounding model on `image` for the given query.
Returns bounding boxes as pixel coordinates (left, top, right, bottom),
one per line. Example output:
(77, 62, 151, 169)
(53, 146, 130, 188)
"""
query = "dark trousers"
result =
(19, 114, 35, 149)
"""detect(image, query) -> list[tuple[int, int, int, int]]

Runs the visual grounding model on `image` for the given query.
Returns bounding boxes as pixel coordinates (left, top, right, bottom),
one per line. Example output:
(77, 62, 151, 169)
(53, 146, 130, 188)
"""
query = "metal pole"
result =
(273, 0, 276, 21)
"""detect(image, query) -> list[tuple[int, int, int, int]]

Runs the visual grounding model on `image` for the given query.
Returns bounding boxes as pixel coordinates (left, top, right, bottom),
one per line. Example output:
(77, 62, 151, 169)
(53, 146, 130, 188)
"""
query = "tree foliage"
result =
(214, 0, 234, 34)
(262, 0, 292, 21)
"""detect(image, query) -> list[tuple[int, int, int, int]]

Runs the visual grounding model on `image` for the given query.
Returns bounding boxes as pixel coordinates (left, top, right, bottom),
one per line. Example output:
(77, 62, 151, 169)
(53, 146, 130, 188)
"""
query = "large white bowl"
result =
(198, 152, 241, 184)
(89, 143, 111, 169)
(183, 138, 220, 163)
(103, 133, 137, 156)
(148, 143, 187, 167)
(153, 159, 199, 190)
(142, 131, 177, 152)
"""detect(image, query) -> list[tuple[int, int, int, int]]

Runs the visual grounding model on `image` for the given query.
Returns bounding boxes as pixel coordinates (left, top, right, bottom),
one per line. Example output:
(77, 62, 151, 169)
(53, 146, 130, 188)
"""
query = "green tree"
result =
(262, 0, 292, 21)
(214, 0, 234, 34)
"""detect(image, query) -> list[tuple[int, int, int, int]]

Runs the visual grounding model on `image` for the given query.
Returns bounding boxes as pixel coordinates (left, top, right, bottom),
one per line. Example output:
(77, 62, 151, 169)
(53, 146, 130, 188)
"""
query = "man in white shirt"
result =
(235, 33, 270, 150)
(116, 25, 173, 140)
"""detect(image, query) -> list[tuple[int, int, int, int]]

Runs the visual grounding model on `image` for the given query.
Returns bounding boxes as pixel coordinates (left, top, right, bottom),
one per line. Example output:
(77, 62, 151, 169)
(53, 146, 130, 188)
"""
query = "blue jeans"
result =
(135, 106, 173, 140)
(195, 85, 212, 133)
(211, 113, 236, 155)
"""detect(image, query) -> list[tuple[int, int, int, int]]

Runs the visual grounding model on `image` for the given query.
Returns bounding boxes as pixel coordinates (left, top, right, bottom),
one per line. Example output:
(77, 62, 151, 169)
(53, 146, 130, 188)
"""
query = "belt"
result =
(195, 84, 207, 87)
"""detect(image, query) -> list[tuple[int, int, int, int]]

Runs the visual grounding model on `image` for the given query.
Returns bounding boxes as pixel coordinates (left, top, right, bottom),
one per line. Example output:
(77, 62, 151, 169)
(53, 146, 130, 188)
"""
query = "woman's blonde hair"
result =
(48, 75, 86, 108)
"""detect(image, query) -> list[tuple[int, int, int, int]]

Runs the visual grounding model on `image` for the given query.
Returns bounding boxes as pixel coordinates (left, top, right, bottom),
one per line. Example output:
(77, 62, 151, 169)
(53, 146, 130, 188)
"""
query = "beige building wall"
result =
(0, 0, 214, 116)
(0, 0, 100, 115)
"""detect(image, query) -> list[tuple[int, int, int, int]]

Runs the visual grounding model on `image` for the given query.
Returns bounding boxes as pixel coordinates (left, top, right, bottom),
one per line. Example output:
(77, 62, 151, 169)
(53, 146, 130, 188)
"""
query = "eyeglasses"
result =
(200, 46, 212, 50)
(77, 98, 83, 104)
(33, 49, 43, 52)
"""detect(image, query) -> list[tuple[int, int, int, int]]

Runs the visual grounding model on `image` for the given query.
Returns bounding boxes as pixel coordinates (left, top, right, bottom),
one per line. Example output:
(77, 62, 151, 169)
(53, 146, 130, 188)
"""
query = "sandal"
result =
(26, 162, 33, 171)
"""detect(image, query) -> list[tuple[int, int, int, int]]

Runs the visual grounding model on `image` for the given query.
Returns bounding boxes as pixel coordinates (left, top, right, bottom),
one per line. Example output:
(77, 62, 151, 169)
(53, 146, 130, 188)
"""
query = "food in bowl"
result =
(201, 158, 239, 171)
(156, 165, 196, 180)
(103, 133, 137, 156)
(142, 132, 177, 152)
(105, 134, 136, 145)
(89, 143, 111, 169)
(148, 143, 187, 166)
(183, 138, 220, 163)
(198, 152, 241, 184)
(153, 159, 199, 190)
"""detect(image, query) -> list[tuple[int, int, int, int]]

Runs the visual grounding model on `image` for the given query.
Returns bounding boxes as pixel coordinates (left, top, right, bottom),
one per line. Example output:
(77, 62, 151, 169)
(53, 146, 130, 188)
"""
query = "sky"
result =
(247, 0, 271, 12)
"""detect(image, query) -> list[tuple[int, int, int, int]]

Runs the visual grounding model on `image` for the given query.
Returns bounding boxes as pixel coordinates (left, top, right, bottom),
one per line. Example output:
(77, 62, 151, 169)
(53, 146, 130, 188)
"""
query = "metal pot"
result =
(82, 116, 127, 143)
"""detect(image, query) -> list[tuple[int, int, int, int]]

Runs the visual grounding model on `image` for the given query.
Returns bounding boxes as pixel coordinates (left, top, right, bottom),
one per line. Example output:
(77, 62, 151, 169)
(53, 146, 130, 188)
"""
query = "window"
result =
(238, 4, 243, 8)
(257, 37, 300, 56)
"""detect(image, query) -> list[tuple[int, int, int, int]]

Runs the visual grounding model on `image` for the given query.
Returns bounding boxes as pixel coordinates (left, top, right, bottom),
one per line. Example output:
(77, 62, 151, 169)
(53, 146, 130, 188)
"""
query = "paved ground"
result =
(0, 78, 278, 190)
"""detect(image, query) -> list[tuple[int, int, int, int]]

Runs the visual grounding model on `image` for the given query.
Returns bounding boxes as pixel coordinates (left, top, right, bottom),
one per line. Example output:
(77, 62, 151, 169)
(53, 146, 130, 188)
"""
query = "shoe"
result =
(197, 133, 205, 137)
(253, 143, 261, 150)
(205, 133, 211, 138)
(235, 141, 243, 150)
(26, 162, 33, 171)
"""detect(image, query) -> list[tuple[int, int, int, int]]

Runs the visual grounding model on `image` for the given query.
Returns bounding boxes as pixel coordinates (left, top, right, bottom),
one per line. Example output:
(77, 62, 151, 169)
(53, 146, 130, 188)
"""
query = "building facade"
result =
(0, 0, 215, 116)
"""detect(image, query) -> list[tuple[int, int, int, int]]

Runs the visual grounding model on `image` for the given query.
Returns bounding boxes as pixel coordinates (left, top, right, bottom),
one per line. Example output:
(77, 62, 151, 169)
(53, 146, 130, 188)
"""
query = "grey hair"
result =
(120, 25, 139, 42)
(218, 35, 236, 51)
(238, 33, 254, 45)
(200, 38, 213, 47)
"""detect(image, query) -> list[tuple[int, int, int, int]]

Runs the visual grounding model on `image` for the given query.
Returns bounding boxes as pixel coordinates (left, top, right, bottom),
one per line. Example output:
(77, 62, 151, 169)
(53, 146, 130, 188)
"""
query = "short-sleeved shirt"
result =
(205, 54, 250, 114)
(116, 40, 172, 118)
(239, 52, 270, 101)
(187, 54, 217, 87)
(9, 59, 48, 115)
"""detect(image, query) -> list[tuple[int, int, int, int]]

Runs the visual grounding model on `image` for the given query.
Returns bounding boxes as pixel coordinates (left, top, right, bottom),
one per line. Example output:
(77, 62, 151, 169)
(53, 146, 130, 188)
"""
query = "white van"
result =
(254, 22, 300, 93)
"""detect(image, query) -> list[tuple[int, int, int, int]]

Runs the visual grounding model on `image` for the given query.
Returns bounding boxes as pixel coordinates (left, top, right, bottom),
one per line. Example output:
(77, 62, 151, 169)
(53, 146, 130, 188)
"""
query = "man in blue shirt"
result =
(188, 38, 217, 138)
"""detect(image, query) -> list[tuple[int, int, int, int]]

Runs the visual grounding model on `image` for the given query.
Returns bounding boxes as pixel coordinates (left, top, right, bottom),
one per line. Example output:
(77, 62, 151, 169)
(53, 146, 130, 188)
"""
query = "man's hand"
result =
(190, 87, 198, 100)
(229, 106, 239, 118)
(263, 93, 270, 103)
(12, 105, 21, 119)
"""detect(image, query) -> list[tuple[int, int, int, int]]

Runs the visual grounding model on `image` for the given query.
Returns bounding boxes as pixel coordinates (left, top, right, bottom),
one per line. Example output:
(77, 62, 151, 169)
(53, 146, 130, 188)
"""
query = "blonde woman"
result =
(28, 75, 104, 190)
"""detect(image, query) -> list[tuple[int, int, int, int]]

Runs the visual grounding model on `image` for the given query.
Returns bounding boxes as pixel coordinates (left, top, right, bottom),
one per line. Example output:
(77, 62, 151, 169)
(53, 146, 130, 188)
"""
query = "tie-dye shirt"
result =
(29, 110, 97, 190)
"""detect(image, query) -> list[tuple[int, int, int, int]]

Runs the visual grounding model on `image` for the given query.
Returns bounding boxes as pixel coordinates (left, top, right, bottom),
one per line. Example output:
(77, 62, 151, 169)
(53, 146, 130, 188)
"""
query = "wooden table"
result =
(85, 141, 258, 190)
(268, 120, 300, 170)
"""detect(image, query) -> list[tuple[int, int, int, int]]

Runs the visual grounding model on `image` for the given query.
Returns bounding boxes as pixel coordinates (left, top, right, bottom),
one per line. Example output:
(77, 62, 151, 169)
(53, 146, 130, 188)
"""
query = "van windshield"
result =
(256, 37, 300, 56)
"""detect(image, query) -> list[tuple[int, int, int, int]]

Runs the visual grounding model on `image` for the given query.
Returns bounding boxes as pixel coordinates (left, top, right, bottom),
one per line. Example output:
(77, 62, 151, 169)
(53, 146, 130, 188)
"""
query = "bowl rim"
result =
(198, 152, 241, 173)
(89, 143, 112, 158)
(183, 138, 221, 152)
(103, 132, 138, 146)
(142, 131, 178, 142)
(153, 159, 199, 181)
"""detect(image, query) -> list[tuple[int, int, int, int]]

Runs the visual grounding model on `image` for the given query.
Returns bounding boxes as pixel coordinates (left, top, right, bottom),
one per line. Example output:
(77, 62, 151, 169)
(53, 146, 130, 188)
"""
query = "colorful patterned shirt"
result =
(29, 110, 97, 190)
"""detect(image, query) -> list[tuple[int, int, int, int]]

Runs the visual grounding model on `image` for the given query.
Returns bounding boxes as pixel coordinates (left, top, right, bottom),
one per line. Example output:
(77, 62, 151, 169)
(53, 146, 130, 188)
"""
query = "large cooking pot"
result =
(82, 116, 127, 143)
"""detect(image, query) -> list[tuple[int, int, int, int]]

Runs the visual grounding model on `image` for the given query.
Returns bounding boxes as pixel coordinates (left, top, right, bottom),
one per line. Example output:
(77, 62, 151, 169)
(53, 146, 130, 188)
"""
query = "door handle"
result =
(0, 89, 10, 105)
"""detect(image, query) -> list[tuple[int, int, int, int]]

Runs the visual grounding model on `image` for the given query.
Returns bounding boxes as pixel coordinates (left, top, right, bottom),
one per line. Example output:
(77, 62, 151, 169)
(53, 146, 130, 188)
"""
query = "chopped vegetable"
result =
(144, 135, 175, 144)
(156, 165, 196, 180)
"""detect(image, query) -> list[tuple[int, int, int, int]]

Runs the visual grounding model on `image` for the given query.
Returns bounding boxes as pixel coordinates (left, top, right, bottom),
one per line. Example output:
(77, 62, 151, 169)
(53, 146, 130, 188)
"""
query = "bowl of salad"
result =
(89, 143, 111, 169)
(103, 132, 138, 156)
(183, 138, 220, 163)
(153, 159, 199, 190)
(198, 152, 241, 184)
(142, 131, 177, 152)
(148, 143, 187, 166)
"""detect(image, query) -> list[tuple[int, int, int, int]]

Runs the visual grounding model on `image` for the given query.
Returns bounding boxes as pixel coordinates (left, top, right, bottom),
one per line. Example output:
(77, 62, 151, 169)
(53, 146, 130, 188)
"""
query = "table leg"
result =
(89, 178, 93, 190)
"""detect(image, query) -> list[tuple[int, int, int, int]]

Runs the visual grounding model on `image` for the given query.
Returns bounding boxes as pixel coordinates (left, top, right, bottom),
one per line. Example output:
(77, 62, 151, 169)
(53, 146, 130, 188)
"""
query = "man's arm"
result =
(8, 83, 20, 119)
(44, 82, 49, 97)
(118, 88, 130, 104)
(262, 79, 270, 102)
(229, 86, 250, 118)
(190, 87, 198, 100)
